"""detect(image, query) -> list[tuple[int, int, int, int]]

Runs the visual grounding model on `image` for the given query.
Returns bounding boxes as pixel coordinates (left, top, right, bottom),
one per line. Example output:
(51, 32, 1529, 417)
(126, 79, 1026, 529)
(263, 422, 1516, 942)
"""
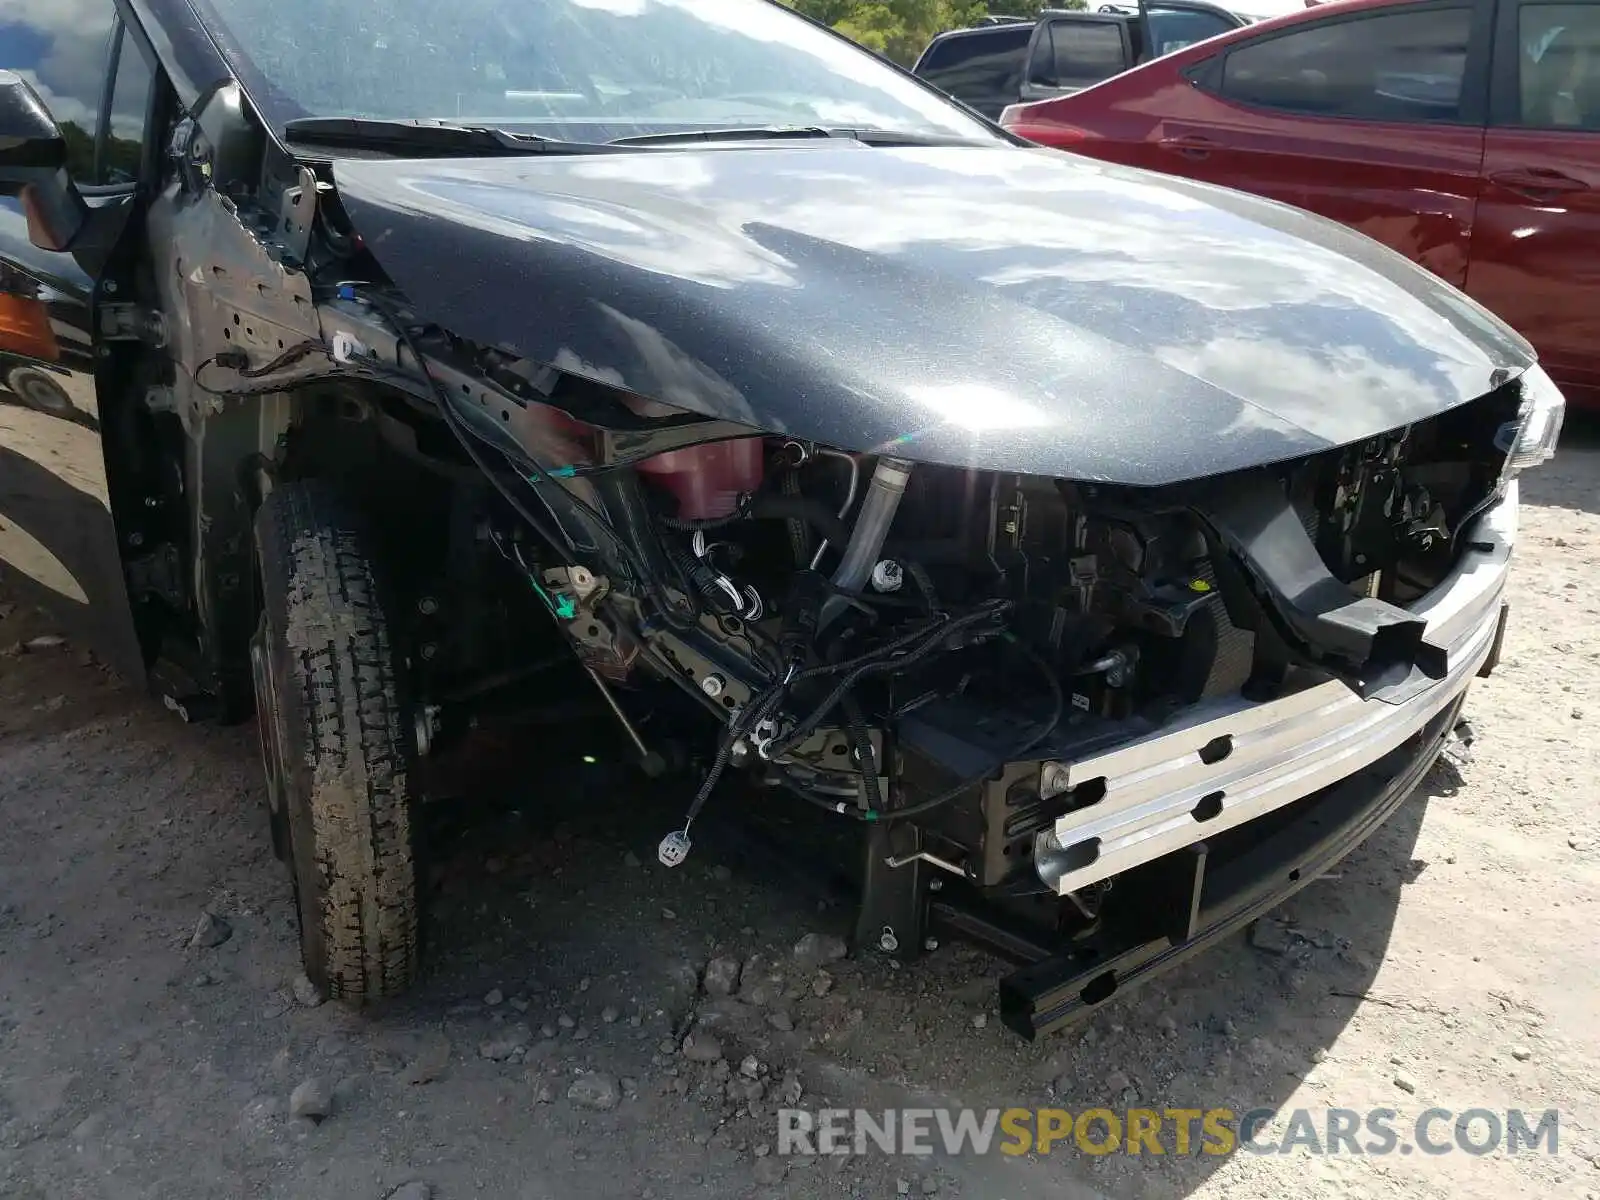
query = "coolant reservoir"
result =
(637, 439, 764, 521)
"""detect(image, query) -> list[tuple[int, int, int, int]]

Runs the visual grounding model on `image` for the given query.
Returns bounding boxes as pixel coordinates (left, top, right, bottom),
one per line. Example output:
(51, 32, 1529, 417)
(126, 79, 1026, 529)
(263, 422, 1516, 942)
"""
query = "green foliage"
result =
(784, 1, 997, 65)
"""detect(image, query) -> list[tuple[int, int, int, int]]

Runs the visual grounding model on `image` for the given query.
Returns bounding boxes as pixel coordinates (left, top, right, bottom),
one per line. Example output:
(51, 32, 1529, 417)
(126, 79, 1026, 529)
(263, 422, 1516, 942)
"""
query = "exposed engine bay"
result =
(301, 307, 1518, 906)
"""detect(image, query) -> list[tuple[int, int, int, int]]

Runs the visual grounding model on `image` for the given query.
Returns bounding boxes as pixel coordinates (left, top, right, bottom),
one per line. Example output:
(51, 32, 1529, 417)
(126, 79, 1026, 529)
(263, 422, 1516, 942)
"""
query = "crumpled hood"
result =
(333, 142, 1533, 486)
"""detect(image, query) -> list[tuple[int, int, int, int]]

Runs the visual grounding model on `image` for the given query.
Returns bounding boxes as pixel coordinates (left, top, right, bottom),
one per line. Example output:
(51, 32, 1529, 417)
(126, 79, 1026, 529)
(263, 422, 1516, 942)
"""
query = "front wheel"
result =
(5, 366, 75, 416)
(251, 481, 420, 1002)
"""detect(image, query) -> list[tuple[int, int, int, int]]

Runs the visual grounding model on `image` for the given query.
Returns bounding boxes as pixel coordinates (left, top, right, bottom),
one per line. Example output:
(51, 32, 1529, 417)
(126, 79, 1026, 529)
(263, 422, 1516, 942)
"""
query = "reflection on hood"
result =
(335, 142, 1532, 485)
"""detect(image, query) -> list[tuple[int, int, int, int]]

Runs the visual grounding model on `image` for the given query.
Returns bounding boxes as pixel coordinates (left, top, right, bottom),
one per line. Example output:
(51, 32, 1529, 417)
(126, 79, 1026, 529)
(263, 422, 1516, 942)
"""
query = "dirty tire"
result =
(252, 481, 419, 1003)
(6, 366, 75, 415)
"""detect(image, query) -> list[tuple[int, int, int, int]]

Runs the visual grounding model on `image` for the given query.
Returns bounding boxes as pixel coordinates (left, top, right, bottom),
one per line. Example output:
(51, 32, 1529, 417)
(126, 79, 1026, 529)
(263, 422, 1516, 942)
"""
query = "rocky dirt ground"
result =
(0, 422, 1596, 1200)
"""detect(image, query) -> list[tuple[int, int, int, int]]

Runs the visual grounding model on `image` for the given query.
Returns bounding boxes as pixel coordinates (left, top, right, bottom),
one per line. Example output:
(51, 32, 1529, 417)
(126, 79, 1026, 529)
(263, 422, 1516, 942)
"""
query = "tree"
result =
(784, 0, 992, 65)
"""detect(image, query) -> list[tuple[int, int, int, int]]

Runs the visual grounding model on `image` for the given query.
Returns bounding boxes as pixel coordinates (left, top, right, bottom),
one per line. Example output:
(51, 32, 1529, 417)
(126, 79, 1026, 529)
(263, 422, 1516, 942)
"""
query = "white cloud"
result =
(0, 0, 115, 132)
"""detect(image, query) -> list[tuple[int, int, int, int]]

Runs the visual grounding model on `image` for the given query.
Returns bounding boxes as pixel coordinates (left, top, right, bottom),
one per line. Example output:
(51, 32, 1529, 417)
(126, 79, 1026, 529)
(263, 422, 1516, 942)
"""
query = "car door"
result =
(1139, 2, 1245, 61)
(1020, 14, 1136, 103)
(912, 25, 1036, 119)
(1466, 0, 1600, 407)
(0, 4, 154, 680)
(1161, 0, 1494, 288)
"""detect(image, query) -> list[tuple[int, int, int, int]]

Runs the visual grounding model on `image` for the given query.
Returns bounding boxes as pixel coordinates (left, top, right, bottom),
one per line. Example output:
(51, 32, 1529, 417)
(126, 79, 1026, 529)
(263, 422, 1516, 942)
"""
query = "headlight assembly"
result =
(1495, 364, 1566, 477)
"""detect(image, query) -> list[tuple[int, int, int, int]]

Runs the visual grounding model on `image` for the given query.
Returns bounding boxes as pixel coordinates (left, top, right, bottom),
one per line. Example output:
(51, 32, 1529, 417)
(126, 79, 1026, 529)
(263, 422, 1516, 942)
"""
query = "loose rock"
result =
(568, 1073, 622, 1111)
(812, 972, 835, 998)
(479, 1023, 531, 1061)
(602, 1005, 620, 1024)
(682, 1032, 724, 1063)
(793, 932, 848, 970)
(401, 1033, 451, 1085)
(972, 1013, 988, 1030)
(385, 1182, 433, 1200)
(289, 1077, 332, 1122)
(1393, 1072, 1418, 1094)
(291, 972, 324, 1008)
(1247, 917, 1294, 955)
(1511, 1045, 1533, 1062)
(484, 988, 504, 1006)
(704, 956, 742, 997)
(189, 911, 232, 950)
(767, 1010, 795, 1032)
(557, 1014, 576, 1030)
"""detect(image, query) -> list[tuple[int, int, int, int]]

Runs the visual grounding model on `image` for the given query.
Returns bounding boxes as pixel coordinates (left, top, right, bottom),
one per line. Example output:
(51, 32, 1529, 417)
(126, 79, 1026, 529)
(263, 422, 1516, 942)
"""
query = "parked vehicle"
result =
(0, 0, 1563, 1037)
(913, 2, 1248, 117)
(1000, 0, 1600, 410)
(0, 264, 98, 427)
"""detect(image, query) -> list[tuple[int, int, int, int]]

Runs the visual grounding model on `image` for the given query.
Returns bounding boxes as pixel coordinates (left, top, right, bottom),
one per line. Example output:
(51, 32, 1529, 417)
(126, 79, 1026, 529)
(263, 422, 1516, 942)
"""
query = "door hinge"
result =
(100, 303, 168, 348)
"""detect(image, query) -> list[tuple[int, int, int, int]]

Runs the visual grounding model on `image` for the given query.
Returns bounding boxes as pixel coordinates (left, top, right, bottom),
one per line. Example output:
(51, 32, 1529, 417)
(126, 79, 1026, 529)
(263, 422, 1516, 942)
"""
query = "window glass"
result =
(916, 27, 1032, 111)
(194, 0, 998, 142)
(1146, 8, 1237, 59)
(1028, 21, 1129, 90)
(0, 0, 118, 179)
(98, 27, 154, 185)
(1518, 3, 1600, 130)
(1220, 8, 1473, 122)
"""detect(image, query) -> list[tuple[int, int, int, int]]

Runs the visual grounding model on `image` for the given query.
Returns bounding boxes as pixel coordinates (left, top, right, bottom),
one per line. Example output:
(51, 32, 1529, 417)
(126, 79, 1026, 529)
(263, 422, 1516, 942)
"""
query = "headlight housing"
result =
(1495, 364, 1566, 476)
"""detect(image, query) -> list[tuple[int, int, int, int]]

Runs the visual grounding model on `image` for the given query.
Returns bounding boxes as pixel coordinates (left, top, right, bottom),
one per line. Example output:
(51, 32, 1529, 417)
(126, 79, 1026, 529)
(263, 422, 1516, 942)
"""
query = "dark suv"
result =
(914, 2, 1246, 117)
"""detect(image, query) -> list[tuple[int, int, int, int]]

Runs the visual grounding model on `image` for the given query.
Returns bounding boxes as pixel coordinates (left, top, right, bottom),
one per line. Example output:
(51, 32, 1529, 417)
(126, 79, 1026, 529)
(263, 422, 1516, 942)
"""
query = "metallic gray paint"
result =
(334, 142, 1534, 486)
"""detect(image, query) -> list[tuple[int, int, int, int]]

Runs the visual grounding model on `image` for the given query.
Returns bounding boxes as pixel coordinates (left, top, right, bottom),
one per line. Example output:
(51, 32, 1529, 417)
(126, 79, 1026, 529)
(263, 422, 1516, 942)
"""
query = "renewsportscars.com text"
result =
(777, 1107, 1561, 1158)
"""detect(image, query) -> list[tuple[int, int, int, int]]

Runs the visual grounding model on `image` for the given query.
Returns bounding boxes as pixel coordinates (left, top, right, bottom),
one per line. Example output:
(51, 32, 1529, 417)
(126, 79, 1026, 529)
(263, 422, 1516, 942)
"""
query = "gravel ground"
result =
(1, 421, 1596, 1200)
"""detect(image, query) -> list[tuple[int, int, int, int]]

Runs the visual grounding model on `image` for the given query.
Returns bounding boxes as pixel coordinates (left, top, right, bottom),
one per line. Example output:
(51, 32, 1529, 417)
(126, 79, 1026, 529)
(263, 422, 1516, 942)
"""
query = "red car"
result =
(1001, 0, 1600, 409)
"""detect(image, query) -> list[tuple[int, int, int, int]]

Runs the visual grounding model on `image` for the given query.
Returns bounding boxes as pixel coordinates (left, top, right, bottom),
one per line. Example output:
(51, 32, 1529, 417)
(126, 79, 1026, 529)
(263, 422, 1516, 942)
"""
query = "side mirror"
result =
(0, 70, 87, 252)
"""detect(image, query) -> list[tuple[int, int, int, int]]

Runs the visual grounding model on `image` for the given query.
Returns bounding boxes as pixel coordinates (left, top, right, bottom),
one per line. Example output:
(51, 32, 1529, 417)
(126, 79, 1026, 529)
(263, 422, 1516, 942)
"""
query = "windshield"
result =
(194, 0, 1000, 144)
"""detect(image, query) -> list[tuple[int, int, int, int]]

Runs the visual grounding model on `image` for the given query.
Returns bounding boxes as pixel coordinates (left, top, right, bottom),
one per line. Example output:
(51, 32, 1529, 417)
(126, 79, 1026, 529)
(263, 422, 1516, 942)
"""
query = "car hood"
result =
(333, 142, 1533, 486)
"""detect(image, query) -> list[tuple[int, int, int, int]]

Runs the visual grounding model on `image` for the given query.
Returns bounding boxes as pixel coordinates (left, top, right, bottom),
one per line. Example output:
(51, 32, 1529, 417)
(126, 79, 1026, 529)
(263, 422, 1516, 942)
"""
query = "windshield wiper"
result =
(282, 117, 627, 156)
(609, 125, 984, 148)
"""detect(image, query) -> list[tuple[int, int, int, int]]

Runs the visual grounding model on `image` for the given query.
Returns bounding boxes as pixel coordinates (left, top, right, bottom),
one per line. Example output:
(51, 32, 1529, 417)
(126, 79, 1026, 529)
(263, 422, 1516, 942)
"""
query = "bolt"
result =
(869, 559, 904, 593)
(729, 739, 751, 767)
(928, 878, 944, 893)
(923, 937, 939, 952)
(127, 531, 145, 548)
(142, 496, 159, 508)
(420, 642, 438, 661)
(878, 926, 900, 954)
(701, 674, 725, 699)
(417, 596, 440, 616)
(1040, 761, 1071, 799)
(103, 280, 118, 295)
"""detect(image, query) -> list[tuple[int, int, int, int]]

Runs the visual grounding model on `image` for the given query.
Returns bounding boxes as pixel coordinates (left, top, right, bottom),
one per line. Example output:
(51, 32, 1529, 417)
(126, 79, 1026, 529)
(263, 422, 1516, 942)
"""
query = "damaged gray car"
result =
(0, 0, 1564, 1037)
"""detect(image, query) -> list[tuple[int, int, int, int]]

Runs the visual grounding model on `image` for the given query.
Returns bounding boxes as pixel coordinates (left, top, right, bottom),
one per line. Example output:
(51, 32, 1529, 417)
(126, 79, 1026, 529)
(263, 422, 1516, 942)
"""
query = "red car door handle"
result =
(1488, 167, 1590, 197)
(1159, 134, 1216, 159)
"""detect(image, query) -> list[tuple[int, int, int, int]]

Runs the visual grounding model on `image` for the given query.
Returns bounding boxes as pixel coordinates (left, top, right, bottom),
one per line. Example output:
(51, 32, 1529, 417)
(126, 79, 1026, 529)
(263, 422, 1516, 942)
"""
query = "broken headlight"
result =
(1495, 363, 1566, 477)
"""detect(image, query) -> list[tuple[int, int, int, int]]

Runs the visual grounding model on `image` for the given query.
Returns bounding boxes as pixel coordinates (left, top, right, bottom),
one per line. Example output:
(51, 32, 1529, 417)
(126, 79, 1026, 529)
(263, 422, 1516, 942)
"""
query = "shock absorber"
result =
(820, 456, 914, 629)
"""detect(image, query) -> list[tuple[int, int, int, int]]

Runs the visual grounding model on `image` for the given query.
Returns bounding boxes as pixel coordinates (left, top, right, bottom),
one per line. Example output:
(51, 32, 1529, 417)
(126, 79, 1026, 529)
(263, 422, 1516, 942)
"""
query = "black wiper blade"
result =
(282, 117, 626, 156)
(609, 125, 836, 146)
(610, 125, 981, 148)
